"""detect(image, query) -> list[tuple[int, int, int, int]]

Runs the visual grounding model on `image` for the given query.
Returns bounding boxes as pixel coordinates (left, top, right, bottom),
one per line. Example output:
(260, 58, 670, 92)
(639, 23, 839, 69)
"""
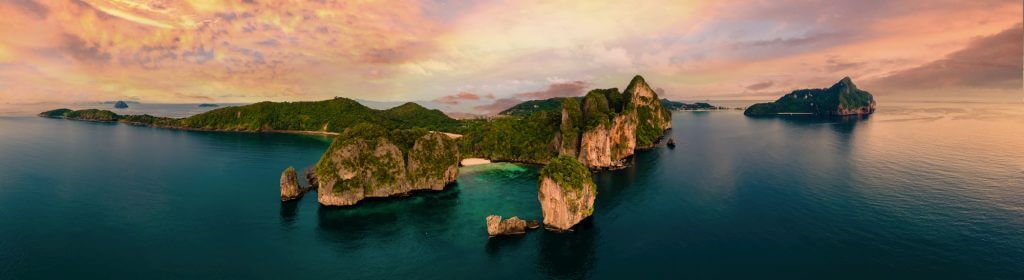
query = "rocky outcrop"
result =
(314, 124, 460, 206)
(552, 76, 672, 169)
(280, 167, 303, 201)
(486, 215, 539, 236)
(623, 76, 672, 148)
(745, 77, 876, 117)
(538, 156, 597, 231)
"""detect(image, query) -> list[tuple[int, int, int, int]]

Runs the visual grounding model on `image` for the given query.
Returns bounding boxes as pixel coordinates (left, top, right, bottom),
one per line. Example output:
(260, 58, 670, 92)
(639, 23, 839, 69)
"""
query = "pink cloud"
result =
(434, 91, 481, 104)
(515, 81, 589, 99)
(473, 98, 523, 114)
(870, 23, 1023, 91)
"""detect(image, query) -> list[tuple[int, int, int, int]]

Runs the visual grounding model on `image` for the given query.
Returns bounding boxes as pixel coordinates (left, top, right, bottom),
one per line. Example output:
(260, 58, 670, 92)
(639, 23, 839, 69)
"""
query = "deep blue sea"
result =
(1, 102, 1022, 279)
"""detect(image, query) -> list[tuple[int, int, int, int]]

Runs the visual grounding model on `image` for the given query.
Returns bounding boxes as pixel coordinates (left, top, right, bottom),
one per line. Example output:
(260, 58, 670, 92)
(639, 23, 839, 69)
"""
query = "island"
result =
(197, 103, 219, 108)
(114, 101, 129, 109)
(38, 75, 675, 218)
(660, 99, 723, 111)
(39, 108, 120, 122)
(462, 75, 673, 169)
(744, 77, 876, 117)
(538, 156, 597, 231)
(312, 123, 460, 206)
(39, 98, 460, 134)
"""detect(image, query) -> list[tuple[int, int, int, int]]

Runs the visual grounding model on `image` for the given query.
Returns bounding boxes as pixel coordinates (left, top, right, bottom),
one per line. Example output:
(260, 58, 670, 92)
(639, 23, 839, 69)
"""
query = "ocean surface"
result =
(0, 102, 1022, 279)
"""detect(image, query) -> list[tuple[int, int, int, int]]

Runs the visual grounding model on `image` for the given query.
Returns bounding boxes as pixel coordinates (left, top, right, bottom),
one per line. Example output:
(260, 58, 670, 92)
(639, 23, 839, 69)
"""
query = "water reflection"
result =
(279, 199, 300, 228)
(537, 219, 597, 279)
(314, 185, 461, 251)
(484, 233, 527, 256)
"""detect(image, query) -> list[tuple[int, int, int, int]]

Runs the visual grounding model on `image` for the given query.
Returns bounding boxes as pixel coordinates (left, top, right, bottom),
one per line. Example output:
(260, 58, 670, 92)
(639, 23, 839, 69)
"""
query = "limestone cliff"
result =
(623, 75, 673, 148)
(280, 167, 302, 201)
(538, 156, 597, 231)
(560, 75, 671, 169)
(486, 215, 528, 236)
(314, 124, 460, 206)
(577, 113, 636, 168)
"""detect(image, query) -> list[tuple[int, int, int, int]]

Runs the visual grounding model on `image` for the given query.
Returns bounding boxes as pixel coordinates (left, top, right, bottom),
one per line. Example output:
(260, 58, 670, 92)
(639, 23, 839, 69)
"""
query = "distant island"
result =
(500, 96, 719, 116)
(197, 103, 219, 108)
(39, 75, 675, 231)
(101, 101, 140, 104)
(660, 99, 726, 111)
(744, 77, 876, 117)
(113, 101, 129, 109)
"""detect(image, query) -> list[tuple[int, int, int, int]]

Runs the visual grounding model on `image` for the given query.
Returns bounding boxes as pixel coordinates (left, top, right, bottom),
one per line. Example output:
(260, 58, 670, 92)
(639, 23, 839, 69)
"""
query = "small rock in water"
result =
(667, 137, 676, 148)
(280, 167, 303, 201)
(486, 215, 532, 236)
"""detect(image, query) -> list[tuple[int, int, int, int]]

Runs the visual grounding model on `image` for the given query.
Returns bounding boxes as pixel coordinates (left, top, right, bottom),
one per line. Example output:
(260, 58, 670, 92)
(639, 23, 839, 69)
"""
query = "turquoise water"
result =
(1, 102, 1023, 279)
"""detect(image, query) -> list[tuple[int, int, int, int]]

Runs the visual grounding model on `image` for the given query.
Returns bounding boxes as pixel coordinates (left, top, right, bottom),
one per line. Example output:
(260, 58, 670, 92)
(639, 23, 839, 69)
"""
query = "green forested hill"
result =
(380, 102, 462, 132)
(498, 97, 582, 116)
(40, 97, 463, 133)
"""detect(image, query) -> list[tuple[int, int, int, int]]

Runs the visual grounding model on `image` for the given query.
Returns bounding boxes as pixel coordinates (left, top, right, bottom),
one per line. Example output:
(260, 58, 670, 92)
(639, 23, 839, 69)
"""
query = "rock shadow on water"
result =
(484, 233, 529, 256)
(279, 199, 300, 228)
(314, 184, 461, 251)
(536, 218, 598, 279)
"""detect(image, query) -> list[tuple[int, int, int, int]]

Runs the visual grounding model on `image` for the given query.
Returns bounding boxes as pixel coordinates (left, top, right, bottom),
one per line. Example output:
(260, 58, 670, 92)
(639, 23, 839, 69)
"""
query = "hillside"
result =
(498, 97, 581, 116)
(39, 97, 463, 134)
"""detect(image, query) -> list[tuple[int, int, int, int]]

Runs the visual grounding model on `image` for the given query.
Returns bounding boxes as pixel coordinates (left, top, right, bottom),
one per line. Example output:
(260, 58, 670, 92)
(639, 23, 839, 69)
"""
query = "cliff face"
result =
(624, 76, 673, 148)
(745, 77, 876, 117)
(315, 125, 460, 206)
(538, 156, 597, 231)
(280, 167, 302, 201)
(577, 113, 636, 168)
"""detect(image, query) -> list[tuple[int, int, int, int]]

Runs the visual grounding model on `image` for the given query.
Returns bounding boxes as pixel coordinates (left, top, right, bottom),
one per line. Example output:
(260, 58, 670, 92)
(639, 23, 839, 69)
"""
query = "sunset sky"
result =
(0, 0, 1020, 113)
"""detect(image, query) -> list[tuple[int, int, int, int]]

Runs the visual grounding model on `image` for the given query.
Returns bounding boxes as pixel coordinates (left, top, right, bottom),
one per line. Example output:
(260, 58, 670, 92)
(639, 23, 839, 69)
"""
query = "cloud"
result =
(473, 98, 523, 114)
(434, 91, 481, 104)
(10, 0, 48, 19)
(61, 34, 111, 64)
(745, 81, 774, 91)
(871, 23, 1023, 90)
(514, 81, 588, 99)
(0, 0, 1020, 103)
(824, 57, 867, 73)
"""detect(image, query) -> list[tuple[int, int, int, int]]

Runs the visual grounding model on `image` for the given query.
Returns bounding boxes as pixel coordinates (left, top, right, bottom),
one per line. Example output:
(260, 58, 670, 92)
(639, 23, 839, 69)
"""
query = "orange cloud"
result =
(0, 0, 1019, 105)
(870, 23, 1023, 91)
(0, 0, 444, 102)
(434, 91, 482, 104)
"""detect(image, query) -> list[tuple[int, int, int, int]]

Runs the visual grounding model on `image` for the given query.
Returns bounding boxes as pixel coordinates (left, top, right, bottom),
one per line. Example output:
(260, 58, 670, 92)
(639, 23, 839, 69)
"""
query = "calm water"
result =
(1, 102, 1022, 279)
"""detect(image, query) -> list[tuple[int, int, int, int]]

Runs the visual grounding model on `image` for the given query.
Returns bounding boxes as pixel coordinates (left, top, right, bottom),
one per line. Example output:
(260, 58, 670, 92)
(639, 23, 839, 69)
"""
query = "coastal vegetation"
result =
(539, 156, 593, 192)
(313, 123, 460, 206)
(457, 111, 561, 164)
(499, 97, 580, 116)
(538, 156, 597, 230)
